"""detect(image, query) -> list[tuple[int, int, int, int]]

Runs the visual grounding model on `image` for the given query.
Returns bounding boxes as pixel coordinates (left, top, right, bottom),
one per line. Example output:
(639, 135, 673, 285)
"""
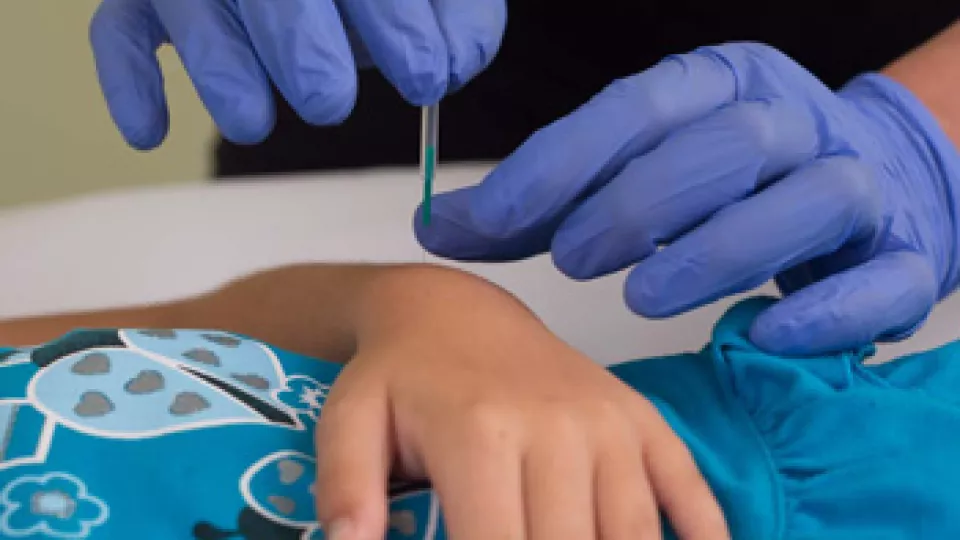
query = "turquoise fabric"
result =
(0, 297, 957, 538)
(615, 296, 960, 538)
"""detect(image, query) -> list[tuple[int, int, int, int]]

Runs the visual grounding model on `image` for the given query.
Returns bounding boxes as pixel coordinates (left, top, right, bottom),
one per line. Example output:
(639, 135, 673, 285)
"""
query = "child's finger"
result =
(314, 369, 393, 540)
(424, 414, 526, 540)
(641, 415, 729, 540)
(595, 431, 661, 540)
(522, 431, 596, 540)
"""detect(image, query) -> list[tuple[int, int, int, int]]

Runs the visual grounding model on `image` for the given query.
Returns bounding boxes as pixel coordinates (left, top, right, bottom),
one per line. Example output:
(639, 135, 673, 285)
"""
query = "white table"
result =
(0, 165, 956, 364)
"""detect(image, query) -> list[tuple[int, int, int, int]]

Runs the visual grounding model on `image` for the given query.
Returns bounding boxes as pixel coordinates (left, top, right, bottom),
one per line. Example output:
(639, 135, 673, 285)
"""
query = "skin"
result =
(884, 21, 960, 150)
(0, 263, 729, 540)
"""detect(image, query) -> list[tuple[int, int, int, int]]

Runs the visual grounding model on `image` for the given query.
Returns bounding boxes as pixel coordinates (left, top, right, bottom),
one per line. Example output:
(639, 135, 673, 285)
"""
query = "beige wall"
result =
(0, 1, 213, 208)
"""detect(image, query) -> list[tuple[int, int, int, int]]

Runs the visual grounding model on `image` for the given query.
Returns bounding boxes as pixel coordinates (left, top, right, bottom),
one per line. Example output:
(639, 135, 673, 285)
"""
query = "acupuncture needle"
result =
(420, 104, 439, 226)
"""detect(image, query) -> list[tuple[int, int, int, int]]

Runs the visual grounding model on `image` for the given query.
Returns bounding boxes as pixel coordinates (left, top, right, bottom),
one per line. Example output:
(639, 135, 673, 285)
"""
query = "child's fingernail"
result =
(327, 519, 353, 540)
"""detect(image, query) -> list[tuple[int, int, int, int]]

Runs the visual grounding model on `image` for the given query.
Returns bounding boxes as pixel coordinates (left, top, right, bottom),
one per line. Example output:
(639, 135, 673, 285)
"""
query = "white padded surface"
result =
(0, 164, 957, 364)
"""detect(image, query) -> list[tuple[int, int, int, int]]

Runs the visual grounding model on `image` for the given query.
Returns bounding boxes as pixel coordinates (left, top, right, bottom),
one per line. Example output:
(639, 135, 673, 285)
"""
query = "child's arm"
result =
(0, 262, 727, 539)
(0, 263, 532, 362)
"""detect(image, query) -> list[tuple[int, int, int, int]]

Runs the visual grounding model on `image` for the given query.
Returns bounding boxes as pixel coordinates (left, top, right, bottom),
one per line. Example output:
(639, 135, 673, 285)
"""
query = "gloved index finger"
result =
(152, 0, 275, 145)
(463, 51, 739, 239)
(89, 0, 170, 150)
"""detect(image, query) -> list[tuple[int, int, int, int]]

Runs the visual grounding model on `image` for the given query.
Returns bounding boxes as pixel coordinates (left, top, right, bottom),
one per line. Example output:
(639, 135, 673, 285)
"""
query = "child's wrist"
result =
(353, 264, 544, 350)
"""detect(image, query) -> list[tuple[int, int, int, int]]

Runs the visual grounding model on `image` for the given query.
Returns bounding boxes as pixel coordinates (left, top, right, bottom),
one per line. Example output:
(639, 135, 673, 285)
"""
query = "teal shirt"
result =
(0, 297, 956, 539)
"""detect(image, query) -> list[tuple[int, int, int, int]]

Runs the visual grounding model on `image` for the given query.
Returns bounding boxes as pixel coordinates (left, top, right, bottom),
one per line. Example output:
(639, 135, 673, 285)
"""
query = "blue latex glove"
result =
(89, 0, 506, 150)
(415, 43, 960, 355)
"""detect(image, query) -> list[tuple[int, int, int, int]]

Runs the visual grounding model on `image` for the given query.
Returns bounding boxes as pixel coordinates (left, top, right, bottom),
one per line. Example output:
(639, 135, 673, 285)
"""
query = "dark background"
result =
(215, 1, 958, 178)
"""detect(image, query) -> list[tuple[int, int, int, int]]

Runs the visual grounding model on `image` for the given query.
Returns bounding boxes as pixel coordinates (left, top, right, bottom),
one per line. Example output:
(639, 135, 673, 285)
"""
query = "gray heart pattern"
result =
(390, 510, 418, 536)
(201, 334, 242, 348)
(268, 495, 296, 516)
(232, 373, 270, 391)
(169, 392, 210, 416)
(74, 391, 114, 418)
(138, 329, 177, 339)
(71, 353, 111, 376)
(124, 370, 165, 395)
(277, 460, 305, 485)
(183, 348, 221, 367)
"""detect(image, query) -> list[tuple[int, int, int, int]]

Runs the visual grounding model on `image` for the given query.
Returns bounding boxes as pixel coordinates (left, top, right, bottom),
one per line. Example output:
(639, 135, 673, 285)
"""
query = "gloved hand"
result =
(89, 0, 506, 150)
(415, 43, 960, 355)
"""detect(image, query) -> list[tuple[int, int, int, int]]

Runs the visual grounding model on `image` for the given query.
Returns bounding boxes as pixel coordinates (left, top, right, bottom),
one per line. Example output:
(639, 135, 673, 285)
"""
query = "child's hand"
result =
(313, 267, 729, 540)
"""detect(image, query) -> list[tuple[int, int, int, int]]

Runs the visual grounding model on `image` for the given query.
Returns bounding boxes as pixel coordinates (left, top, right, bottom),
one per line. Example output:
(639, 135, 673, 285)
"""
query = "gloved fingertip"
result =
(551, 207, 654, 281)
(217, 93, 276, 145)
(749, 304, 860, 357)
(757, 252, 940, 356)
(88, 3, 169, 150)
(412, 199, 468, 256)
(105, 89, 169, 151)
(623, 278, 675, 320)
(624, 258, 699, 319)
(876, 311, 930, 343)
(297, 75, 358, 126)
(747, 312, 802, 356)
(123, 119, 169, 151)
(551, 231, 588, 280)
(413, 190, 548, 262)
(447, 38, 498, 91)
(549, 249, 596, 281)
(412, 208, 438, 246)
(396, 69, 447, 106)
(433, 0, 505, 91)
(550, 232, 618, 281)
(387, 45, 449, 105)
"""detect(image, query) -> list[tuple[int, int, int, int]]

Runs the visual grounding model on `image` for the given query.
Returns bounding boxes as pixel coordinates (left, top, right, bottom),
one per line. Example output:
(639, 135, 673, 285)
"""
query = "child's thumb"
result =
(314, 380, 393, 540)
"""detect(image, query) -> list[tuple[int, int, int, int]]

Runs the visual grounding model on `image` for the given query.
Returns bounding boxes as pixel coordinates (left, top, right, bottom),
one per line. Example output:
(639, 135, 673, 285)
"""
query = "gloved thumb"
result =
(414, 186, 560, 261)
(750, 250, 939, 356)
(314, 370, 392, 540)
